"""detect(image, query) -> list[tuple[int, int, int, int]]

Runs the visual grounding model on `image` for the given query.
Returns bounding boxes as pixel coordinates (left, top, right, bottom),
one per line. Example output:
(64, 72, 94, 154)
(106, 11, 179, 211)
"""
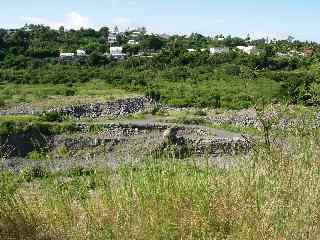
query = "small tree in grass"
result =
(145, 89, 161, 115)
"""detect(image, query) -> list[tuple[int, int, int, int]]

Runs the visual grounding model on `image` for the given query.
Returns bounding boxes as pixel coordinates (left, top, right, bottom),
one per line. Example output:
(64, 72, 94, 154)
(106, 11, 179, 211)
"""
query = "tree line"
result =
(1, 25, 320, 109)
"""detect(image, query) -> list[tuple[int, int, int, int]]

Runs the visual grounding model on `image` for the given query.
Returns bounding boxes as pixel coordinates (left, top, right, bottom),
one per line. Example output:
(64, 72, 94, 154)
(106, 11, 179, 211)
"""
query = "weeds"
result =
(1, 112, 320, 239)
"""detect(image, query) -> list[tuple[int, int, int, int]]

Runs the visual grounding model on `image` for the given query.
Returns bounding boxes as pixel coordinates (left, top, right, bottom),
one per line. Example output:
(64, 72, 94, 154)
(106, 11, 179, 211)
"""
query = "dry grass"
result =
(1, 126, 320, 239)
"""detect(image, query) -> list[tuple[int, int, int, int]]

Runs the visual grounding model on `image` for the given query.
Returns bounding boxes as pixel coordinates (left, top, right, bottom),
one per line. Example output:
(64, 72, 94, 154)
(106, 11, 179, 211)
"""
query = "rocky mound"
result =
(0, 97, 154, 118)
(51, 122, 252, 157)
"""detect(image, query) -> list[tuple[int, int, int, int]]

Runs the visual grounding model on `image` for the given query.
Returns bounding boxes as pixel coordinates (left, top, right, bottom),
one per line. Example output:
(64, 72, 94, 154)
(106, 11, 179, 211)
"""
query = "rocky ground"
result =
(1, 120, 252, 172)
(0, 96, 153, 118)
(6, 97, 310, 172)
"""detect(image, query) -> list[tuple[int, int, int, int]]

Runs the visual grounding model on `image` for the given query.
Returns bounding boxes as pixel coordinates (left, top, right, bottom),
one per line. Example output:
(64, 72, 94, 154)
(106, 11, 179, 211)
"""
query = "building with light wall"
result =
(209, 47, 230, 54)
(236, 46, 257, 54)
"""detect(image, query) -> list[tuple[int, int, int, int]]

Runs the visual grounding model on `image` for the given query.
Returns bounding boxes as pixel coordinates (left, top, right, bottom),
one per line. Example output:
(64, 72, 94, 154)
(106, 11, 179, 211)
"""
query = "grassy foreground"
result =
(1, 126, 320, 239)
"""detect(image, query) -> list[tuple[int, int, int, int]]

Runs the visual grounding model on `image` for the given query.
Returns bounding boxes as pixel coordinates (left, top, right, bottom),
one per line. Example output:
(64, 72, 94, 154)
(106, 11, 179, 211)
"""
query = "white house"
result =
(209, 47, 229, 54)
(276, 52, 290, 57)
(289, 50, 304, 56)
(236, 46, 257, 54)
(187, 49, 196, 53)
(128, 39, 139, 45)
(76, 50, 86, 56)
(108, 31, 118, 44)
(110, 47, 127, 59)
(110, 47, 123, 55)
(60, 53, 74, 58)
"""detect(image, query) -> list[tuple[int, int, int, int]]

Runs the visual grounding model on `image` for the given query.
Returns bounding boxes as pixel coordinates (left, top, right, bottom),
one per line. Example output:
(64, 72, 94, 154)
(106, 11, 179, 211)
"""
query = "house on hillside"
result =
(108, 27, 119, 45)
(128, 39, 139, 45)
(131, 31, 141, 37)
(209, 47, 229, 54)
(236, 46, 257, 54)
(289, 50, 304, 57)
(109, 47, 127, 59)
(108, 32, 117, 44)
(276, 52, 291, 57)
(76, 50, 86, 56)
(60, 52, 75, 58)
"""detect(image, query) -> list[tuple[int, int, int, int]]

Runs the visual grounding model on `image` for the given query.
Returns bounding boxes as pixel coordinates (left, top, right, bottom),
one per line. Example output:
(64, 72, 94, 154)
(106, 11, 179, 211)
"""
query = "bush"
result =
(0, 98, 5, 108)
(224, 64, 241, 76)
(146, 89, 161, 102)
(151, 105, 163, 115)
(19, 166, 48, 182)
(194, 109, 207, 116)
(65, 89, 75, 96)
(0, 121, 17, 135)
(88, 124, 104, 133)
(67, 166, 96, 177)
(39, 111, 64, 122)
(27, 150, 46, 161)
(177, 115, 206, 125)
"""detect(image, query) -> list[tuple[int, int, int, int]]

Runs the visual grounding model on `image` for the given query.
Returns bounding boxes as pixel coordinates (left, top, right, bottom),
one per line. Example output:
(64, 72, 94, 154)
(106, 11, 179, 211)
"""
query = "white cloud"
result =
(65, 11, 90, 29)
(20, 11, 90, 30)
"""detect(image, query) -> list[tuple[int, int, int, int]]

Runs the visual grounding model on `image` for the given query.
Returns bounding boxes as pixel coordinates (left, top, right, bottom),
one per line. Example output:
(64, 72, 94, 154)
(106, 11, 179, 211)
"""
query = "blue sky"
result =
(1, 0, 320, 41)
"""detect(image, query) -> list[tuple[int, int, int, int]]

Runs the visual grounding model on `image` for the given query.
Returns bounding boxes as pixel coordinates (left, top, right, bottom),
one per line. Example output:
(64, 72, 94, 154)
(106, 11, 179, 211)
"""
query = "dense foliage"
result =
(1, 25, 320, 108)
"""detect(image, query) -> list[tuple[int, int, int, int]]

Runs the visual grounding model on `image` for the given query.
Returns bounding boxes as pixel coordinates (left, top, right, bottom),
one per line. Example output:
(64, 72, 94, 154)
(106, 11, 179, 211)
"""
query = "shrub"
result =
(19, 166, 48, 182)
(88, 124, 104, 133)
(0, 121, 16, 135)
(0, 98, 5, 108)
(65, 89, 75, 96)
(224, 64, 241, 76)
(146, 89, 161, 102)
(27, 150, 46, 161)
(177, 115, 206, 125)
(194, 109, 207, 116)
(151, 105, 162, 115)
(67, 166, 96, 177)
(39, 111, 64, 122)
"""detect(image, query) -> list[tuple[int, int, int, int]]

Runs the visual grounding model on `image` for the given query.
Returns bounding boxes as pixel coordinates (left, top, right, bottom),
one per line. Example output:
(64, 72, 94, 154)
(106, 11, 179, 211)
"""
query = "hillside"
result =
(2, 25, 320, 239)
(1, 25, 320, 109)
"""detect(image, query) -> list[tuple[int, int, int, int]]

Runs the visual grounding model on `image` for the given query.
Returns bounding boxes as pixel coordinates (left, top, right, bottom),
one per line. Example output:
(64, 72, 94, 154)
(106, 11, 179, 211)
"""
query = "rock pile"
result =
(188, 137, 252, 156)
(51, 97, 153, 119)
(52, 123, 253, 157)
(0, 104, 38, 115)
(207, 109, 258, 127)
(0, 97, 153, 118)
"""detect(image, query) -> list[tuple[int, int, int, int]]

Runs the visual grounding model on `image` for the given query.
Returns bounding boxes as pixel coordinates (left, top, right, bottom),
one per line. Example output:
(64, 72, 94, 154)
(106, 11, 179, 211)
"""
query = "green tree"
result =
(142, 35, 165, 51)
(88, 51, 102, 66)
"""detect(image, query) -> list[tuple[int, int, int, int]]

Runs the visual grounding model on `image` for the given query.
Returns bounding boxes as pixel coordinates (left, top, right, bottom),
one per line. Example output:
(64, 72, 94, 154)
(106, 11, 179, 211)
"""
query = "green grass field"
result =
(0, 80, 138, 109)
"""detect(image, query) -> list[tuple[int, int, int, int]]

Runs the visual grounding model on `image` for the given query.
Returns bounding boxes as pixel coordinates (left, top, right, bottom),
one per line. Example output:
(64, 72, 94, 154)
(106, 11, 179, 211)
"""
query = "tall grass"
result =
(0, 80, 138, 109)
(1, 126, 320, 239)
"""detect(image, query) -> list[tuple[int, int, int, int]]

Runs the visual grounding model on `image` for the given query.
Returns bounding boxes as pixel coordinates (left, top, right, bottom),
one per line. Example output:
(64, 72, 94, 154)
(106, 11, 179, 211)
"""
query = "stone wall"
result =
(0, 97, 154, 118)
(207, 109, 259, 127)
(0, 104, 38, 116)
(52, 96, 153, 119)
(52, 123, 253, 156)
